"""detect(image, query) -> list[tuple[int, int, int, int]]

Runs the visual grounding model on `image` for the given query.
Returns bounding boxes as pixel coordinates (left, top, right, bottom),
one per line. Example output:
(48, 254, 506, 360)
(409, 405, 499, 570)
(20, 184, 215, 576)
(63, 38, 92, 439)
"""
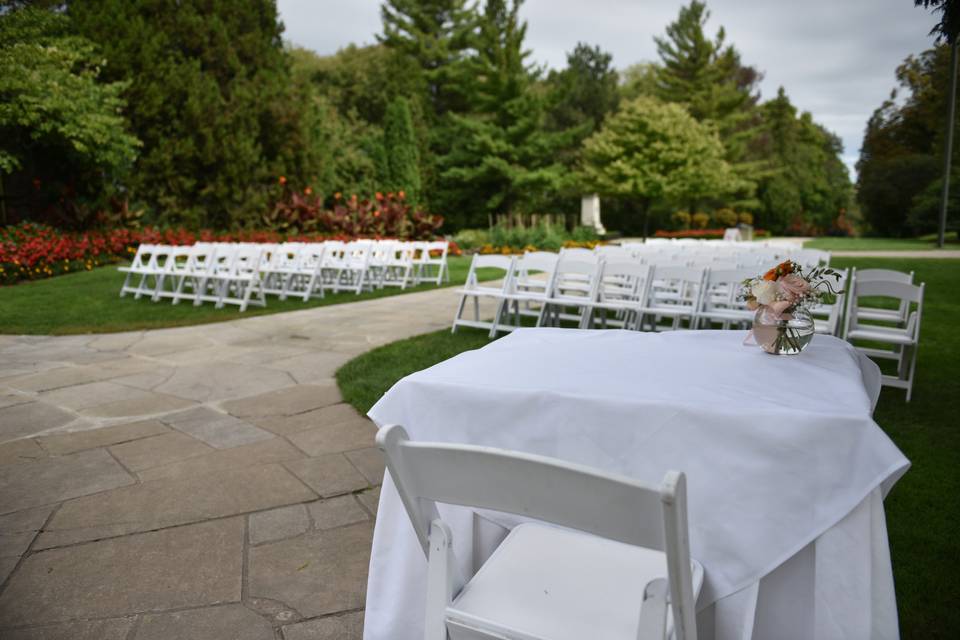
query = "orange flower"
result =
(398, 190, 406, 199)
(304, 187, 313, 195)
(763, 260, 793, 281)
(334, 192, 342, 199)
(375, 192, 383, 201)
(373, 210, 381, 218)
(278, 176, 287, 185)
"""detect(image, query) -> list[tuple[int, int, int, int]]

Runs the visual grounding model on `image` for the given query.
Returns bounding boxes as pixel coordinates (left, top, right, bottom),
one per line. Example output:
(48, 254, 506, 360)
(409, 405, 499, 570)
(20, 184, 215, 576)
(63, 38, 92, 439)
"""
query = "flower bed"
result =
(0, 222, 457, 286)
(654, 228, 771, 239)
(477, 240, 601, 255)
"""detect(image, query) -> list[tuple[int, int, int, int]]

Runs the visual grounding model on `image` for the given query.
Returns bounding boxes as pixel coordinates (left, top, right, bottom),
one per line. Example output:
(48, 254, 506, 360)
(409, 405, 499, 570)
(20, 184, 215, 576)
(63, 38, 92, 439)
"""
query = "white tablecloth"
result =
(364, 329, 909, 639)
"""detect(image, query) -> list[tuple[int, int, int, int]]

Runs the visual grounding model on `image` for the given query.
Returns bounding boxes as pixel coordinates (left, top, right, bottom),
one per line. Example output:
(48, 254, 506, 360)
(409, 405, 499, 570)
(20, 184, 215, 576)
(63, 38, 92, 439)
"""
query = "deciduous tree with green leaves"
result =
(579, 96, 737, 237)
(0, 7, 140, 226)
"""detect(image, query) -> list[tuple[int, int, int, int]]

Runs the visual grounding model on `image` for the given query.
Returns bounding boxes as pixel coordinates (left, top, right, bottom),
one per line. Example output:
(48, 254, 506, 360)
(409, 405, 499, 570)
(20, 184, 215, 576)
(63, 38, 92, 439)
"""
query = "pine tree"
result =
(654, 1, 763, 208)
(379, 0, 476, 119)
(438, 0, 570, 228)
(383, 96, 422, 202)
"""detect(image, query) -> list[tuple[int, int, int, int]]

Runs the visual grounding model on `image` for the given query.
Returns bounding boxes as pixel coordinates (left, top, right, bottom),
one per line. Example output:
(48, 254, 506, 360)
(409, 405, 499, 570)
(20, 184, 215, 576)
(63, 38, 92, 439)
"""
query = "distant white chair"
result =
(844, 279, 924, 402)
(810, 268, 848, 337)
(201, 244, 266, 311)
(118, 243, 157, 298)
(452, 254, 516, 335)
(580, 261, 652, 330)
(695, 268, 756, 330)
(377, 423, 702, 640)
(170, 243, 217, 306)
(414, 240, 450, 285)
(642, 266, 705, 331)
(537, 258, 602, 328)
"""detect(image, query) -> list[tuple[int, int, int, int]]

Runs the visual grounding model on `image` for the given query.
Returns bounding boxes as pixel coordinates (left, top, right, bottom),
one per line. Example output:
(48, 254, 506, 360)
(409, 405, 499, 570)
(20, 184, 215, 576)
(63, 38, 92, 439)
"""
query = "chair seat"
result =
(857, 308, 903, 323)
(447, 522, 703, 640)
(847, 325, 915, 345)
(456, 286, 508, 298)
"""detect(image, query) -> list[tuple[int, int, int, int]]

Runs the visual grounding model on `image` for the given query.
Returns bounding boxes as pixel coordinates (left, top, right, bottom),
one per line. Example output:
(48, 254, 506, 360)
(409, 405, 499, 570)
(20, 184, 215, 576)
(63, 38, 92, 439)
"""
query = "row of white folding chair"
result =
(842, 269, 924, 401)
(258, 243, 326, 301)
(452, 254, 757, 336)
(124, 243, 266, 311)
(412, 240, 451, 285)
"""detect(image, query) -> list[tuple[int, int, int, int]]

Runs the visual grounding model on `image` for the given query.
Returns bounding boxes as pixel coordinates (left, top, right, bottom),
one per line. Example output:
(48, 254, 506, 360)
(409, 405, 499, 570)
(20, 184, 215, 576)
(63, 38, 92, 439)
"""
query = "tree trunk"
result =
(938, 37, 958, 248)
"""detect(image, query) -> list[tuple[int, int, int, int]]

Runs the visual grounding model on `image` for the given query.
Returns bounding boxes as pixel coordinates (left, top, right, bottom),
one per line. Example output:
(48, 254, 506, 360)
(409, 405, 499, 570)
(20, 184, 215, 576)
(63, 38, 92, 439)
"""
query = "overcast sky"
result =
(277, 0, 940, 177)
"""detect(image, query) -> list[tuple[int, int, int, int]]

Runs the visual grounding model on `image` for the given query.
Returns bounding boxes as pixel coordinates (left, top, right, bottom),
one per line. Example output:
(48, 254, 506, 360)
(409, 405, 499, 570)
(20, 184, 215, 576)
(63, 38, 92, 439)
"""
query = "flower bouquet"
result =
(740, 261, 843, 355)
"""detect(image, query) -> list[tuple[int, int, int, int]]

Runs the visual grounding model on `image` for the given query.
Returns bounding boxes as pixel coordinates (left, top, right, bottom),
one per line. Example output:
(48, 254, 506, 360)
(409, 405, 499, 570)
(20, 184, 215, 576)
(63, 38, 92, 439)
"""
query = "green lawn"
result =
(0, 256, 485, 335)
(803, 235, 957, 251)
(336, 256, 960, 638)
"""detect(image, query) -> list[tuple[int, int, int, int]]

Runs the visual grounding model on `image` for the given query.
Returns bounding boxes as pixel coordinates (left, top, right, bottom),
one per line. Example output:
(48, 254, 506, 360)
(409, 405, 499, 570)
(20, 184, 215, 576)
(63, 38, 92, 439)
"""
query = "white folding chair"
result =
(843, 268, 915, 330)
(695, 268, 756, 330)
(118, 243, 157, 298)
(284, 243, 326, 301)
(490, 251, 560, 336)
(170, 243, 217, 305)
(204, 244, 266, 311)
(334, 241, 372, 294)
(378, 424, 702, 640)
(845, 279, 924, 401)
(452, 254, 516, 335)
(536, 257, 602, 328)
(580, 261, 653, 331)
(381, 242, 416, 289)
(641, 266, 705, 331)
(415, 240, 450, 285)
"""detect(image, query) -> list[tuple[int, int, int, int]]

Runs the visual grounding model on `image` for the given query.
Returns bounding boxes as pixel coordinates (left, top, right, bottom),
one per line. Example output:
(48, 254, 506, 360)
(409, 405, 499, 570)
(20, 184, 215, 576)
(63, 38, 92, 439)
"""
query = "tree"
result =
(857, 45, 958, 236)
(915, 0, 960, 245)
(579, 96, 738, 237)
(68, 0, 310, 228)
(379, 0, 476, 119)
(383, 96, 422, 202)
(545, 43, 620, 135)
(0, 6, 140, 227)
(438, 0, 570, 228)
(654, 1, 764, 208)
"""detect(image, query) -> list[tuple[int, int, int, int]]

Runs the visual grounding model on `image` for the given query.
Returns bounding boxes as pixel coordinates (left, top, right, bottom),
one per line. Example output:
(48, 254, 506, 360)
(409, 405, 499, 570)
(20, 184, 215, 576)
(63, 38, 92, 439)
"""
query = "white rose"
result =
(752, 280, 778, 305)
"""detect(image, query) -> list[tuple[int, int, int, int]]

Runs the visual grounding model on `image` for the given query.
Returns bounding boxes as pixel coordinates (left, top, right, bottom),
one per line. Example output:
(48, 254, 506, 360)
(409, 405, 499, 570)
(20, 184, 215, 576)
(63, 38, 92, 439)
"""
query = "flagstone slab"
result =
(265, 351, 354, 384)
(0, 448, 134, 515)
(4, 358, 154, 392)
(137, 437, 305, 483)
(281, 611, 364, 640)
(40, 464, 316, 547)
(80, 391, 196, 419)
(307, 496, 370, 531)
(0, 392, 31, 410)
(286, 420, 377, 457)
(0, 402, 76, 443)
(0, 505, 54, 565)
(125, 332, 215, 357)
(39, 381, 149, 411)
(284, 455, 370, 498)
(134, 604, 275, 640)
(344, 448, 385, 485)
(0, 518, 244, 627)
(248, 522, 373, 618)
(249, 503, 311, 545)
(163, 407, 274, 449)
(220, 383, 342, 419)
(109, 431, 213, 472)
(2, 617, 136, 640)
(0, 438, 47, 465)
(154, 363, 294, 402)
(250, 404, 363, 437)
(37, 420, 169, 455)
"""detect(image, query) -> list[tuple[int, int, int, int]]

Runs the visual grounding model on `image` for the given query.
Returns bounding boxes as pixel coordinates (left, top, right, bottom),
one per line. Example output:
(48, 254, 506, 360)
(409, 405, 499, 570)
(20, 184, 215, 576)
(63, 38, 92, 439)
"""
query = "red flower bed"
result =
(0, 222, 458, 286)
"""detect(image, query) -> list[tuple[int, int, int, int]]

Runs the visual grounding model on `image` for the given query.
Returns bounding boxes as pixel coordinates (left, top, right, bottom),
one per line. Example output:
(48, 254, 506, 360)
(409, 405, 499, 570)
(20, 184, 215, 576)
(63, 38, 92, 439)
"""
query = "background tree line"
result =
(1, 0, 854, 235)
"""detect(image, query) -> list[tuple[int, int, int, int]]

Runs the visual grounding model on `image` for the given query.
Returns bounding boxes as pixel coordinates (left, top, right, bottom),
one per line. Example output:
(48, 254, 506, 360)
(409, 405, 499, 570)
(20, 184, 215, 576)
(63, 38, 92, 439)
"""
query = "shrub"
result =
(738, 212, 754, 226)
(654, 228, 771, 240)
(671, 210, 692, 230)
(460, 222, 599, 254)
(712, 208, 738, 228)
(691, 212, 710, 229)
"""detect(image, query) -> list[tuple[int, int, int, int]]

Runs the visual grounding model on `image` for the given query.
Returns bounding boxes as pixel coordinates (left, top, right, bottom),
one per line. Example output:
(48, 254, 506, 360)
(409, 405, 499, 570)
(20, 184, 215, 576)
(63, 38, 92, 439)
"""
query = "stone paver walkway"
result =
(0, 286, 461, 639)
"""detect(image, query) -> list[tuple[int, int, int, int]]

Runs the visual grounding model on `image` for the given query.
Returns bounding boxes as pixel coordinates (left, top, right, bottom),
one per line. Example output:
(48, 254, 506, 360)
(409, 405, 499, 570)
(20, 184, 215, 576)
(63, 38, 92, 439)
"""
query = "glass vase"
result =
(752, 306, 815, 355)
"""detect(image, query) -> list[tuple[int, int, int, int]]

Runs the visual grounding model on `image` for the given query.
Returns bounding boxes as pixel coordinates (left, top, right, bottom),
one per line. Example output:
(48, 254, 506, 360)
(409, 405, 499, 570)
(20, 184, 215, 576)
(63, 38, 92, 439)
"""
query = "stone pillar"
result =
(580, 193, 606, 235)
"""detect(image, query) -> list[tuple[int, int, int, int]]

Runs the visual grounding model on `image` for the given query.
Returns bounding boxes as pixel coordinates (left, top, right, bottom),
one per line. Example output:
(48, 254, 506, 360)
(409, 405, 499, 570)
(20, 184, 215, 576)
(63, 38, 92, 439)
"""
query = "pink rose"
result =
(778, 273, 810, 299)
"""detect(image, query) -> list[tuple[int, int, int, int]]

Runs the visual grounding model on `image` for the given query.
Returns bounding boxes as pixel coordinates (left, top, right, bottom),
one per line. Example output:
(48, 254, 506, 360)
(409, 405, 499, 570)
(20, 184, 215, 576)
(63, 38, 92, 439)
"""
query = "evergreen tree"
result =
(383, 96, 422, 202)
(68, 0, 309, 228)
(438, 0, 570, 228)
(379, 0, 476, 119)
(654, 1, 763, 207)
(579, 96, 738, 237)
